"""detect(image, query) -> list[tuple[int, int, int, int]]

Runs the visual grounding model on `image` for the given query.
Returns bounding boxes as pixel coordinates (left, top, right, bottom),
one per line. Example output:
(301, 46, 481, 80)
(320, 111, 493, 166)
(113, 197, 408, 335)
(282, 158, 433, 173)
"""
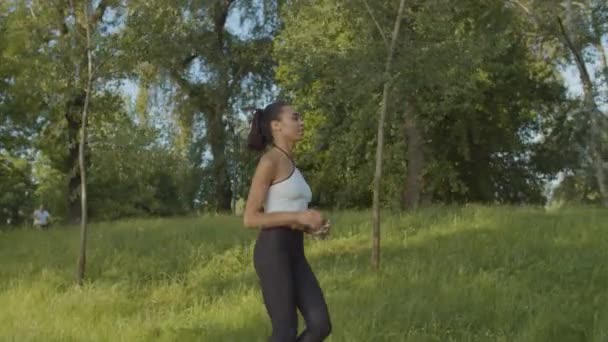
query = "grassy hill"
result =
(1, 206, 607, 341)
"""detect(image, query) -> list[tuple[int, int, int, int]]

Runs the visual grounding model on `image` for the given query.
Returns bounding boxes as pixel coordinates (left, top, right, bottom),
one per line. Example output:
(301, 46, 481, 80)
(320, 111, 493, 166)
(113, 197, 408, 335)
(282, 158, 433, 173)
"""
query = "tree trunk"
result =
(207, 108, 233, 212)
(591, 7, 608, 85)
(594, 38, 608, 85)
(58, 1, 107, 224)
(206, 0, 234, 213)
(557, 16, 608, 207)
(402, 108, 425, 210)
(371, 0, 406, 272)
(420, 190, 433, 206)
(66, 95, 84, 223)
(76, 2, 93, 285)
(597, 42, 608, 81)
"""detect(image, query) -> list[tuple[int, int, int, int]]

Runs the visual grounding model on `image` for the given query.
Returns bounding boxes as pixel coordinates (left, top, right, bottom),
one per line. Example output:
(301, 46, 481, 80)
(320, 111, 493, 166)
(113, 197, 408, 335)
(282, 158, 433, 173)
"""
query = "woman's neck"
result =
(272, 139, 294, 158)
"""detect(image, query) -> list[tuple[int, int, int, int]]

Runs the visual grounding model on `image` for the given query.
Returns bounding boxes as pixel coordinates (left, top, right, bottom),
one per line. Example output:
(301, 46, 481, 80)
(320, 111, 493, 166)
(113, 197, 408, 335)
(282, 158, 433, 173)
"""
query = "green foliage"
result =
(510, 0, 608, 204)
(0, 154, 35, 225)
(0, 1, 129, 221)
(85, 107, 194, 219)
(1, 1, 201, 222)
(120, 0, 279, 211)
(552, 173, 601, 205)
(274, 0, 566, 208)
(30, 100, 196, 221)
(1, 0, 602, 220)
(32, 154, 67, 221)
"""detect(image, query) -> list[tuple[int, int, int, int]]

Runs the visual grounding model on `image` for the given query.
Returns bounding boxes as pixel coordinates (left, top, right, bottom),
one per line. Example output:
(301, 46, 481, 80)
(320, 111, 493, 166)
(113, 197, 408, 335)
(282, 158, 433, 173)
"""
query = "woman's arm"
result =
(243, 154, 322, 230)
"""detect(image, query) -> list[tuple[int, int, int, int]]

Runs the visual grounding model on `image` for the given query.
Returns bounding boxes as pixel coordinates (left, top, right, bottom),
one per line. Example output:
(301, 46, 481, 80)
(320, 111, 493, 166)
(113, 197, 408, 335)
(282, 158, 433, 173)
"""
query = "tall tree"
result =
(275, 0, 564, 210)
(509, 0, 608, 206)
(123, 0, 278, 212)
(369, 0, 406, 271)
(3, 0, 121, 222)
(76, 0, 94, 285)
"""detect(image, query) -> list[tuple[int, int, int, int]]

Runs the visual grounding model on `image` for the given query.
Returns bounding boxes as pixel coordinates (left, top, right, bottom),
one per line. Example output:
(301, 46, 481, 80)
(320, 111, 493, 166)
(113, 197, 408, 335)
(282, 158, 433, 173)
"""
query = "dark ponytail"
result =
(247, 101, 288, 151)
(247, 108, 267, 151)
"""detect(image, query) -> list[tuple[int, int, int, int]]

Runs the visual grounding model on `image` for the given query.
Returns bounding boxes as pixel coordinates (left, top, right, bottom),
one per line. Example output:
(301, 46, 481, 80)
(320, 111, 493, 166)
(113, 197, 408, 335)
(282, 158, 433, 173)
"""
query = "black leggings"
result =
(254, 227, 332, 342)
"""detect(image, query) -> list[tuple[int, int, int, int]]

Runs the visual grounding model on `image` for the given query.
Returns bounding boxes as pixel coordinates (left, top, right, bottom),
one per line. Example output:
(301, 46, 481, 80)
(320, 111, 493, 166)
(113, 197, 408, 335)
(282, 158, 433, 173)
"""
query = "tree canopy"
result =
(1, 0, 606, 226)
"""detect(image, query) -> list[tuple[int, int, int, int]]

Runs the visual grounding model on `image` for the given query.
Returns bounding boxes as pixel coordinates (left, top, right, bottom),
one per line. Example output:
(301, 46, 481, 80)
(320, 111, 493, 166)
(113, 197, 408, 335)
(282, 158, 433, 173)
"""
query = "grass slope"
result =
(1, 206, 607, 341)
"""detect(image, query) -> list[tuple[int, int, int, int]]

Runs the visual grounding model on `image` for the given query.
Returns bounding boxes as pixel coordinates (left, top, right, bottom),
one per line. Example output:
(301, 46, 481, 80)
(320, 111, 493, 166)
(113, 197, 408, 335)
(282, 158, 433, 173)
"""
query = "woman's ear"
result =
(270, 119, 281, 133)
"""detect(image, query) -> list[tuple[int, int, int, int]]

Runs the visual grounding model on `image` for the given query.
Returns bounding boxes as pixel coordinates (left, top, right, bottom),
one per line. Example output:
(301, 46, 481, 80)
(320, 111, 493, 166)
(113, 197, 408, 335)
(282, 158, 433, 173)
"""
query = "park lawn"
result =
(1, 205, 607, 341)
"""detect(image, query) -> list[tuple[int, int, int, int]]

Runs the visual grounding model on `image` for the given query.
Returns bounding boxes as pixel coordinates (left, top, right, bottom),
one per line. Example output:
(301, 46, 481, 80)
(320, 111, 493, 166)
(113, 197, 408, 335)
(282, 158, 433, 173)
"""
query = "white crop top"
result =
(264, 152, 312, 213)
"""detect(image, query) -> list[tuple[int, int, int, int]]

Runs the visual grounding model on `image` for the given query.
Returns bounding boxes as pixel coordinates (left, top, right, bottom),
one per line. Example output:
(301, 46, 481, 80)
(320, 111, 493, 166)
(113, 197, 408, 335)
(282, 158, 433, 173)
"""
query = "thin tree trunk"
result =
(66, 105, 82, 223)
(402, 109, 425, 210)
(557, 16, 608, 207)
(595, 37, 608, 84)
(371, 0, 406, 272)
(60, 1, 106, 224)
(208, 108, 233, 212)
(76, 2, 93, 285)
(210, 0, 234, 212)
(589, 4, 608, 84)
(66, 0, 83, 224)
(594, 37, 608, 85)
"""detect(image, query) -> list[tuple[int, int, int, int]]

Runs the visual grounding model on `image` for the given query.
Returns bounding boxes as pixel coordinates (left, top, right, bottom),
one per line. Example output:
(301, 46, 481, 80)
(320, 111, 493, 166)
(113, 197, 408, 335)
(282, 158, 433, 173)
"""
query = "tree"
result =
(557, 14, 608, 206)
(3, 0, 122, 222)
(509, 0, 608, 206)
(122, 0, 279, 212)
(76, 0, 94, 285)
(369, 0, 406, 270)
(0, 155, 35, 226)
(274, 0, 565, 210)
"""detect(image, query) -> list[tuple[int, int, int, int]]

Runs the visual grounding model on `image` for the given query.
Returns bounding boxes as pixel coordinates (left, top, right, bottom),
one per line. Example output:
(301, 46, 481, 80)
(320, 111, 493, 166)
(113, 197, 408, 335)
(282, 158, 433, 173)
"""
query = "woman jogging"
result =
(243, 101, 332, 342)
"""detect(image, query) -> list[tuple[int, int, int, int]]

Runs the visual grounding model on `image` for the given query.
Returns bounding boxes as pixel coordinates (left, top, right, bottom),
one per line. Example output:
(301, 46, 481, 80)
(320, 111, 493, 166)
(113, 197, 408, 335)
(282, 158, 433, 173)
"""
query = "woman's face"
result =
(272, 105, 304, 143)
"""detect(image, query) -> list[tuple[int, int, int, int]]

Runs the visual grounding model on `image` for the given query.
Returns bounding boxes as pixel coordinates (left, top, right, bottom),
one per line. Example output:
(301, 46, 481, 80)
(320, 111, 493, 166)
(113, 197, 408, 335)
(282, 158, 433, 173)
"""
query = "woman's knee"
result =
(271, 321, 297, 342)
(308, 315, 332, 339)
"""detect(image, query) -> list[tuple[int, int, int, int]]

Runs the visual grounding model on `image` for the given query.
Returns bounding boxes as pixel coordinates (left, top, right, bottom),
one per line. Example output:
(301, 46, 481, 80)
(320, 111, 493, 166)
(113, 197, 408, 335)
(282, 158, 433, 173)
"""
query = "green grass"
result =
(1, 205, 608, 341)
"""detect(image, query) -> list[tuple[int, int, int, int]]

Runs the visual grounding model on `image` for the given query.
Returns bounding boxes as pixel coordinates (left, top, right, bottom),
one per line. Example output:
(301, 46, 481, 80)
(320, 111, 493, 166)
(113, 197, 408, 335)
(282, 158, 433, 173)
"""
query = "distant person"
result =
(243, 101, 332, 342)
(33, 205, 51, 230)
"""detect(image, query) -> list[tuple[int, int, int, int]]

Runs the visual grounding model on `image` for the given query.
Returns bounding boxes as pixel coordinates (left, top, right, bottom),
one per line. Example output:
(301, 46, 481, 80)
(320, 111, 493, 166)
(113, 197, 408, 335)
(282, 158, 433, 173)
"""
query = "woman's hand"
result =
(293, 211, 331, 240)
(296, 209, 324, 231)
(310, 219, 330, 239)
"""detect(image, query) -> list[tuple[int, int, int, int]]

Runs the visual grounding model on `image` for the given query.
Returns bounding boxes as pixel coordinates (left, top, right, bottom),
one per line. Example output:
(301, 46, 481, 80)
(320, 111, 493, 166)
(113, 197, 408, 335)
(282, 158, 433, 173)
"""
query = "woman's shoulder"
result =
(256, 149, 280, 171)
(259, 148, 284, 164)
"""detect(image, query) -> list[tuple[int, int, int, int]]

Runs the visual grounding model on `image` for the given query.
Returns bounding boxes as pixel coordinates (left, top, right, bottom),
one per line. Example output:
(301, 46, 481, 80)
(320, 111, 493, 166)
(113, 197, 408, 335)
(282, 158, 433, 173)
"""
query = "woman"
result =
(243, 101, 332, 342)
